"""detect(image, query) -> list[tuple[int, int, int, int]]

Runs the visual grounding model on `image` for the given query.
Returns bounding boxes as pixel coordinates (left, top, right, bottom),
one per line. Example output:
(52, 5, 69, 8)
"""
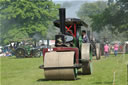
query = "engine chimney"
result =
(59, 8, 65, 34)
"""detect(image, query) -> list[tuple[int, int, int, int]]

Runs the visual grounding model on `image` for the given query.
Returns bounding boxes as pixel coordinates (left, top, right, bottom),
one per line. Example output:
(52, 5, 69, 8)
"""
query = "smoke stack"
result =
(59, 8, 66, 34)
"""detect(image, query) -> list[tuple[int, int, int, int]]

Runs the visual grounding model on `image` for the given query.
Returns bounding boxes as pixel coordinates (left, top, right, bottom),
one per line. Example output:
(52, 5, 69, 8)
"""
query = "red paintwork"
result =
(74, 23, 76, 37)
(43, 47, 79, 64)
(65, 23, 76, 37)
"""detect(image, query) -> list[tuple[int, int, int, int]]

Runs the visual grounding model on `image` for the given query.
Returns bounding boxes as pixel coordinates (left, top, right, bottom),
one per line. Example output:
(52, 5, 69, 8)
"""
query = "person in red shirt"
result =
(114, 43, 119, 56)
(104, 44, 109, 58)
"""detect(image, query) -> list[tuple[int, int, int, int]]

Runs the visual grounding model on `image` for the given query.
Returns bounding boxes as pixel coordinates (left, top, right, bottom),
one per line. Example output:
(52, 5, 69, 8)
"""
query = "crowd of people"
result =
(0, 46, 12, 57)
(104, 43, 119, 58)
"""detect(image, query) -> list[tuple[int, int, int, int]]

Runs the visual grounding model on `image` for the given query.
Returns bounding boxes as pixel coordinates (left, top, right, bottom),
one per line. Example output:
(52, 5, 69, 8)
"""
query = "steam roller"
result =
(40, 8, 92, 80)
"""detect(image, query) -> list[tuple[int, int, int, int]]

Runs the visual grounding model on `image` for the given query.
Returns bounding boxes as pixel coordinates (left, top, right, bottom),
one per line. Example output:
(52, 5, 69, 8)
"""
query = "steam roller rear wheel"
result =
(96, 43, 101, 60)
(44, 51, 77, 80)
(81, 43, 92, 75)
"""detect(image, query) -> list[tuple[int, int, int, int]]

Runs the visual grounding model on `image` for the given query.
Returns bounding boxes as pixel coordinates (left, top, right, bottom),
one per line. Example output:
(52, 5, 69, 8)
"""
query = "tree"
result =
(90, 0, 128, 41)
(0, 0, 60, 44)
(91, 0, 128, 32)
(91, 4, 120, 32)
(77, 1, 107, 29)
(78, 1, 107, 17)
(77, 0, 128, 42)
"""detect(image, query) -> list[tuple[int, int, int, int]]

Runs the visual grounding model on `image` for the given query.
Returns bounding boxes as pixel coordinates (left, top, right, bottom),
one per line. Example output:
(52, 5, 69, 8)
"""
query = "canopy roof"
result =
(54, 18, 88, 28)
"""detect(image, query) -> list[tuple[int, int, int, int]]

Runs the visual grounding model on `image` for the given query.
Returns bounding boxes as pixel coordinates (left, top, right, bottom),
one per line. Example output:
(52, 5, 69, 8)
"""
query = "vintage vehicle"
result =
(39, 8, 101, 80)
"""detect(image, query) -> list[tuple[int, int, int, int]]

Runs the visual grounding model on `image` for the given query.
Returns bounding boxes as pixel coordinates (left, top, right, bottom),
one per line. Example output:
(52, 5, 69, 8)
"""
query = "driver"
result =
(82, 30, 89, 43)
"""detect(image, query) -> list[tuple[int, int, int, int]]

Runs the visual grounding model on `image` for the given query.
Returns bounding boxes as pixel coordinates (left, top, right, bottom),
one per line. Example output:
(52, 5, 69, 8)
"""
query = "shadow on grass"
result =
(8, 57, 27, 60)
(77, 71, 91, 76)
(92, 81, 113, 84)
(8, 56, 40, 59)
(37, 78, 80, 82)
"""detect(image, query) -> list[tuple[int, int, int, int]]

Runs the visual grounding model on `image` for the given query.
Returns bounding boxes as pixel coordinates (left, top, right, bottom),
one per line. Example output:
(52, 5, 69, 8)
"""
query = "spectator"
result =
(104, 44, 109, 58)
(114, 43, 119, 56)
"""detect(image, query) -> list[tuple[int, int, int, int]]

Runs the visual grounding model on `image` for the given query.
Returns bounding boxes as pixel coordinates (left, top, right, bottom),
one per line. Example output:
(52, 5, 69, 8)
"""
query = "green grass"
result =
(0, 54, 128, 85)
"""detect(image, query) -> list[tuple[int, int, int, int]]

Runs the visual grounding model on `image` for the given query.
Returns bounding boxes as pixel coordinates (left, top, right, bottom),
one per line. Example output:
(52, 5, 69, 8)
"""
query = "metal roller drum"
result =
(44, 51, 76, 80)
(81, 43, 92, 74)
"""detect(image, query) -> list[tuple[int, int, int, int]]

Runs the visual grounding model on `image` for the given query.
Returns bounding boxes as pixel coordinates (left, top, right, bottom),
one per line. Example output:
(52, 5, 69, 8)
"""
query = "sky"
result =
(53, 0, 108, 18)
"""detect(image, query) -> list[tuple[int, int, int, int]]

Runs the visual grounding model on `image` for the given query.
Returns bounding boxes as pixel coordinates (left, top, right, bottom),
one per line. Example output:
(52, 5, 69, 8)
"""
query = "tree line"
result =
(77, 0, 128, 42)
(0, 0, 60, 45)
(0, 0, 127, 45)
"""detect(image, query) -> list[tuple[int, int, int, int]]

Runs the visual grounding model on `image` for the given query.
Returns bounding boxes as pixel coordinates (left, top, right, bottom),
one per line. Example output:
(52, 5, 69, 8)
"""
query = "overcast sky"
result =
(53, 0, 108, 18)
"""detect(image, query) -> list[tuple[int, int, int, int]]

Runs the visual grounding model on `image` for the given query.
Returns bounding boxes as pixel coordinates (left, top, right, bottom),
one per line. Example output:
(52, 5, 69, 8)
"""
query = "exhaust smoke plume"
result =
(54, 1, 87, 18)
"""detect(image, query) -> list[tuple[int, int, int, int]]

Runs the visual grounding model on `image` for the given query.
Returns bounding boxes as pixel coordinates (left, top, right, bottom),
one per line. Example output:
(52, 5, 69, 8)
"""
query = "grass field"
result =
(0, 54, 128, 85)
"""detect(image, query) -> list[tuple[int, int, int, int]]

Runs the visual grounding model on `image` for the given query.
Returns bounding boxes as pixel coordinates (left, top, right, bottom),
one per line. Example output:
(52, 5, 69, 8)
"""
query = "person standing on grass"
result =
(114, 43, 119, 56)
(104, 43, 109, 58)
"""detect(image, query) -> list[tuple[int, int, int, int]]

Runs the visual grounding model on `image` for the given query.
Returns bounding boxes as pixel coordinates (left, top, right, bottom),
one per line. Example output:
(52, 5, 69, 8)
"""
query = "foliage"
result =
(91, 0, 128, 41)
(0, 0, 60, 45)
(91, 3, 127, 32)
(77, 0, 128, 41)
(78, 1, 107, 17)
(77, 1, 107, 29)
(91, 4, 120, 32)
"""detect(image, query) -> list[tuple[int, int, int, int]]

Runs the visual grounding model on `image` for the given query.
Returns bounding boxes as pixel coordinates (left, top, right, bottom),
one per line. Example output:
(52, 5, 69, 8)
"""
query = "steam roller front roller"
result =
(44, 51, 77, 80)
(81, 43, 92, 74)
